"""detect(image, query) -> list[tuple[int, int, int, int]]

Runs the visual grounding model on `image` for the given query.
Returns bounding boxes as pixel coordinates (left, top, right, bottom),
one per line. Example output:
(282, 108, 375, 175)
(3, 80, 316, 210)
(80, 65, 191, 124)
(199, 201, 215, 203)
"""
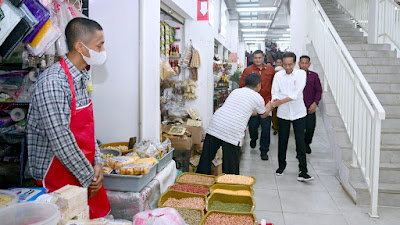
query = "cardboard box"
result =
(162, 124, 203, 145)
(211, 164, 222, 176)
(54, 185, 88, 221)
(72, 205, 90, 220)
(168, 136, 193, 150)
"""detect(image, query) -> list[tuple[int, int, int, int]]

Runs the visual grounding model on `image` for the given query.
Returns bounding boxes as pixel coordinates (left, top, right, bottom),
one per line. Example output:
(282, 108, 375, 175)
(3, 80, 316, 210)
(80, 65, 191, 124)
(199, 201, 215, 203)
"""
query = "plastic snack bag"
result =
(119, 163, 151, 175)
(133, 207, 185, 225)
(26, 19, 61, 56)
(107, 156, 137, 170)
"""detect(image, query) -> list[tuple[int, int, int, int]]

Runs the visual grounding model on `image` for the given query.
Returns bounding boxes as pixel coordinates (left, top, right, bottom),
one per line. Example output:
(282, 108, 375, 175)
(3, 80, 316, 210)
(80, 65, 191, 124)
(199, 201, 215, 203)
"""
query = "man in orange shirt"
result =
(239, 50, 275, 160)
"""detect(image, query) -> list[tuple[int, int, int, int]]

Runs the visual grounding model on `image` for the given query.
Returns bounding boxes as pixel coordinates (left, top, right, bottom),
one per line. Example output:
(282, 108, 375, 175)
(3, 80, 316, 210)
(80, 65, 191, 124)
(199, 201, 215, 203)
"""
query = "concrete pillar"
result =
(139, 0, 161, 140)
(368, 0, 379, 44)
(290, 0, 308, 61)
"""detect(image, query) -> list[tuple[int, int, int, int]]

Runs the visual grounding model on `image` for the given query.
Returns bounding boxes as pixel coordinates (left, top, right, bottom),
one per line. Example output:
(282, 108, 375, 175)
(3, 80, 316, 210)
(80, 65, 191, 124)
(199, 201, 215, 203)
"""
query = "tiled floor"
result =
(240, 111, 400, 225)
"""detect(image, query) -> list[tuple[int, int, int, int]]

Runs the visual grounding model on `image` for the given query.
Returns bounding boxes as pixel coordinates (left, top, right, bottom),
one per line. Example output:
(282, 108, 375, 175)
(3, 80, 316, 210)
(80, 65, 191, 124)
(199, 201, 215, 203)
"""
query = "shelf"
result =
(0, 99, 31, 106)
(169, 54, 181, 59)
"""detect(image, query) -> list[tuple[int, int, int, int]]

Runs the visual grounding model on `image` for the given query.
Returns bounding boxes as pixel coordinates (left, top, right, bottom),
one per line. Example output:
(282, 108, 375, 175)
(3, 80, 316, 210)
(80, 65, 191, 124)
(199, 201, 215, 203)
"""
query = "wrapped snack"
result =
(107, 156, 136, 170)
(103, 166, 112, 174)
(119, 163, 151, 175)
(135, 157, 158, 165)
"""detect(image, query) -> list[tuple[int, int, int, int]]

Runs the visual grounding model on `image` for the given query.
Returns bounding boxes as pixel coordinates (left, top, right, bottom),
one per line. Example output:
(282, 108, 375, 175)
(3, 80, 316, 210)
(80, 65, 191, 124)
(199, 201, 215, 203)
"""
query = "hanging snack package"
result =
(160, 22, 165, 55)
(23, 0, 51, 44)
(164, 23, 171, 56)
(27, 20, 62, 56)
(180, 45, 192, 68)
(0, 0, 24, 46)
(54, 0, 84, 56)
(160, 59, 175, 80)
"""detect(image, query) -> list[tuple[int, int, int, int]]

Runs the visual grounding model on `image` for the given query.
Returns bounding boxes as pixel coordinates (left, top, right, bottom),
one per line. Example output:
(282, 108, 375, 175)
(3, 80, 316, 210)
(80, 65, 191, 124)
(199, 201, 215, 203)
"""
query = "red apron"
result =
(43, 58, 110, 219)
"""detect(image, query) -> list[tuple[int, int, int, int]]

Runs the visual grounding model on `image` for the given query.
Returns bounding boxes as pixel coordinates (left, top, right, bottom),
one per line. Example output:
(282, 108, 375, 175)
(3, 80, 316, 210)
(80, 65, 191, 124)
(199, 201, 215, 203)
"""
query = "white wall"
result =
(161, 0, 196, 19)
(89, 0, 140, 144)
(290, 0, 309, 61)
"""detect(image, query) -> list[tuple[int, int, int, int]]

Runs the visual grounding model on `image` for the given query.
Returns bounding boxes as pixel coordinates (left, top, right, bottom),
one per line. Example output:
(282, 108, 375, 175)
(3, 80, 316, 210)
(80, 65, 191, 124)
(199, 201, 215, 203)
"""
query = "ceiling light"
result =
(244, 38, 265, 41)
(237, 7, 277, 12)
(279, 38, 291, 40)
(240, 20, 272, 23)
(241, 28, 269, 32)
(286, 28, 291, 31)
(243, 34, 267, 37)
(282, 34, 290, 37)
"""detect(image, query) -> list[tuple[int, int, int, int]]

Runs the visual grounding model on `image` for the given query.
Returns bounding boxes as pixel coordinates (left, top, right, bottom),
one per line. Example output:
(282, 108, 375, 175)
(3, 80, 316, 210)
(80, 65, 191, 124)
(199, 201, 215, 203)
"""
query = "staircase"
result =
(315, 0, 400, 207)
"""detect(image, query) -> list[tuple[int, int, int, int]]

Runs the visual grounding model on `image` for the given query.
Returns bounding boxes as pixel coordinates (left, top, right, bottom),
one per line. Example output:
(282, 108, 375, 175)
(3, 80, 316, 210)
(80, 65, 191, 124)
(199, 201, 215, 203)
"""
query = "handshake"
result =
(266, 99, 282, 111)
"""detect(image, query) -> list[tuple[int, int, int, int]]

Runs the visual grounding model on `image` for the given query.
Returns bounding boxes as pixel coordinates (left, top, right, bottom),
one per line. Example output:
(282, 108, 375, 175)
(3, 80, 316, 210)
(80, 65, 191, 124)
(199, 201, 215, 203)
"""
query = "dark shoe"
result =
(273, 131, 278, 135)
(275, 168, 284, 176)
(260, 152, 269, 160)
(297, 172, 314, 182)
(306, 145, 312, 154)
(250, 139, 257, 149)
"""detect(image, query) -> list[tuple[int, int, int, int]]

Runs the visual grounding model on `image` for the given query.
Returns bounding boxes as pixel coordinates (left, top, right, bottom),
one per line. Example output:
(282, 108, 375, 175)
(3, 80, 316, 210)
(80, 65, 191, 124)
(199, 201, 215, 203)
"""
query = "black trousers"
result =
(305, 113, 316, 145)
(197, 134, 241, 175)
(248, 115, 272, 153)
(278, 117, 308, 173)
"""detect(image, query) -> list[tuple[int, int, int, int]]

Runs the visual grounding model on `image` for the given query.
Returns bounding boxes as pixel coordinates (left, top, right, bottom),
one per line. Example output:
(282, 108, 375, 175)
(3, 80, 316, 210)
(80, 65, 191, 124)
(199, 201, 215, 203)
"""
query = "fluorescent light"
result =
(244, 38, 265, 41)
(243, 34, 267, 37)
(282, 34, 290, 37)
(241, 28, 269, 32)
(286, 28, 291, 31)
(279, 38, 291, 40)
(237, 7, 277, 12)
(240, 20, 272, 23)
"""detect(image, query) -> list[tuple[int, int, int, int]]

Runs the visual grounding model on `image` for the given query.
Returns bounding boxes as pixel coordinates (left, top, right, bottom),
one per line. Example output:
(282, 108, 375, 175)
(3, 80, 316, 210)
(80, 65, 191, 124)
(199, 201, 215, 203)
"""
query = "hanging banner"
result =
(197, 0, 209, 21)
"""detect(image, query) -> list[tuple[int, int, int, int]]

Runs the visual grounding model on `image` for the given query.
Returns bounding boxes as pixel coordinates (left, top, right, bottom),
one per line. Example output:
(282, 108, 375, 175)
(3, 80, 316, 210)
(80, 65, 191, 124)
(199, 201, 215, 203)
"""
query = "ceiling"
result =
(225, 0, 291, 48)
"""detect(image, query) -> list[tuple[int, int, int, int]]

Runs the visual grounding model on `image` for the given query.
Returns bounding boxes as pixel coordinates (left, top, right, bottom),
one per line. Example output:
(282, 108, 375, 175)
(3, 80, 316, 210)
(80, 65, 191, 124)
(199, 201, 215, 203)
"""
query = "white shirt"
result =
(271, 68, 307, 121)
(207, 87, 267, 146)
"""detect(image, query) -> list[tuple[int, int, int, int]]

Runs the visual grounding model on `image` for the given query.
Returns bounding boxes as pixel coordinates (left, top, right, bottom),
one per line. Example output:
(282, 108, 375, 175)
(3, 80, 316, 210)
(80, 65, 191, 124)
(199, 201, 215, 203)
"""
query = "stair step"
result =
(331, 21, 354, 26)
(341, 36, 368, 42)
(359, 65, 400, 74)
(350, 50, 397, 58)
(380, 163, 400, 184)
(377, 93, 400, 105)
(327, 14, 350, 19)
(343, 39, 368, 44)
(335, 27, 359, 32)
(346, 44, 391, 51)
(337, 31, 363, 36)
(370, 83, 400, 94)
(353, 181, 400, 207)
(330, 17, 352, 21)
(354, 57, 400, 66)
(382, 118, 400, 132)
(381, 131, 400, 145)
(380, 150, 400, 163)
(365, 74, 400, 84)
(381, 105, 400, 118)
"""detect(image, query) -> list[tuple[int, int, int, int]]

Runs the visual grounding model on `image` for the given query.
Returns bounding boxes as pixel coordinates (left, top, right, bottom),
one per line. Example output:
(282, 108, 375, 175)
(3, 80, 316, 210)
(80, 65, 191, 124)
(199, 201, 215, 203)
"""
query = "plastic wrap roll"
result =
(10, 108, 27, 122)
(29, 71, 37, 82)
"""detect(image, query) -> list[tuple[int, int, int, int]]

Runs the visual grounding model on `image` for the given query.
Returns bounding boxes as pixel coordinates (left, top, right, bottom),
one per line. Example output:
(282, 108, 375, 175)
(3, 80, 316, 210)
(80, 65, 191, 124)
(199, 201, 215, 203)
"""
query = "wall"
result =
(289, 0, 309, 62)
(89, 0, 140, 144)
(161, 0, 196, 19)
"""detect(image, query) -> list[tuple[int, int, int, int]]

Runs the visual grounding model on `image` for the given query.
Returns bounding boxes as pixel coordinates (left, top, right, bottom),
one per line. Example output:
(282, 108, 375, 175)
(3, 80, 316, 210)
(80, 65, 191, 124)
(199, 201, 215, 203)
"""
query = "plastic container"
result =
(0, 202, 60, 225)
(103, 163, 157, 192)
(0, 190, 18, 208)
(176, 172, 216, 187)
(157, 189, 207, 210)
(206, 192, 256, 213)
(100, 142, 133, 155)
(157, 148, 174, 172)
(216, 174, 256, 186)
(201, 211, 258, 225)
(100, 148, 122, 157)
(210, 184, 254, 196)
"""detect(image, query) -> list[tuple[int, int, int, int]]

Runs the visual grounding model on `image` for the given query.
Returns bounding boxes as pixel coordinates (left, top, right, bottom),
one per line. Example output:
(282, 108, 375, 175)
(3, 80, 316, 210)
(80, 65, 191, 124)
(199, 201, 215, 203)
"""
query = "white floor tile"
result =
(284, 212, 348, 225)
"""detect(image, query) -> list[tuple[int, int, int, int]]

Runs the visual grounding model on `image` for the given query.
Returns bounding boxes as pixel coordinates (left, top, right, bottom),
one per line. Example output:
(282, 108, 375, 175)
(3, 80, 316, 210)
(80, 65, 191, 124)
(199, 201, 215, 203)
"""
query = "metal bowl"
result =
(100, 148, 122, 157)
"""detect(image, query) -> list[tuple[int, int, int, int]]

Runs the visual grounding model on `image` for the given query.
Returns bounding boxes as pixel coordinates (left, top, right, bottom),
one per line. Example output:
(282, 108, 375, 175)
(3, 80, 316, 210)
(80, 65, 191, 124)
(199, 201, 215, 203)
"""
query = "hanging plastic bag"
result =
(0, 0, 24, 46)
(160, 59, 176, 80)
(26, 19, 61, 56)
(132, 207, 185, 225)
(54, 0, 84, 56)
(23, 0, 51, 44)
(180, 44, 192, 68)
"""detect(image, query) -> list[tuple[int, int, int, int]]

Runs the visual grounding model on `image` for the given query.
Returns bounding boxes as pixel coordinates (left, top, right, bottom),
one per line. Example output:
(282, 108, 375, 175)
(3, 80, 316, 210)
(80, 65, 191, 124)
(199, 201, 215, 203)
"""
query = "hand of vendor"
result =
(89, 163, 103, 198)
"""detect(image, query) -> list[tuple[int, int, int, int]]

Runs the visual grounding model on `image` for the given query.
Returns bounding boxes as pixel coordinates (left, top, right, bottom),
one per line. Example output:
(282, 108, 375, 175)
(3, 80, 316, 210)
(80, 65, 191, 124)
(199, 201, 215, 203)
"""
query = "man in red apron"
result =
(26, 18, 110, 219)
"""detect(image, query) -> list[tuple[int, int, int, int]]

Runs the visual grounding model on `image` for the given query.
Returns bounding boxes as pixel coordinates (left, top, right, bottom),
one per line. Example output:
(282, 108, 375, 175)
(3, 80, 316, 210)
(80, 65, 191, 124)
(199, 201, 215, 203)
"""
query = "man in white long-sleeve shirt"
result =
(271, 52, 314, 181)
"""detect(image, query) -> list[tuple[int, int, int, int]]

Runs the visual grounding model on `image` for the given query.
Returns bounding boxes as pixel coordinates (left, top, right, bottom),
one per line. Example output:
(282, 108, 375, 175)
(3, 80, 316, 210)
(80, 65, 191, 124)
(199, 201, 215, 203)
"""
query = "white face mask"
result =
(80, 43, 107, 66)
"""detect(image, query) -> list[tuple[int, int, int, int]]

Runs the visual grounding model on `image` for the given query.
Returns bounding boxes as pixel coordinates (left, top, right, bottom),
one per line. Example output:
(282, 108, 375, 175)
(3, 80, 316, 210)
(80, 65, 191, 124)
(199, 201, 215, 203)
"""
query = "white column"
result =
(139, 0, 161, 141)
(368, 0, 379, 44)
(290, 0, 308, 59)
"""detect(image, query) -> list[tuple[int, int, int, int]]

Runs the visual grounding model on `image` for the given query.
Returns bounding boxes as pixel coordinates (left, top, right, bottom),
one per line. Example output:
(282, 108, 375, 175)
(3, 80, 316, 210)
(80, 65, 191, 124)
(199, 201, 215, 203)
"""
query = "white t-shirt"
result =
(206, 87, 267, 146)
(271, 68, 307, 121)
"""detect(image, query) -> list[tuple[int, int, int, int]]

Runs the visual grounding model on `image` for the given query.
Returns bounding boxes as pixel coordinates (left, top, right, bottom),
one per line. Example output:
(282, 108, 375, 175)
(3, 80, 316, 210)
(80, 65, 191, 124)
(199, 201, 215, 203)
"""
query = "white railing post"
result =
(368, 0, 379, 43)
(369, 114, 381, 218)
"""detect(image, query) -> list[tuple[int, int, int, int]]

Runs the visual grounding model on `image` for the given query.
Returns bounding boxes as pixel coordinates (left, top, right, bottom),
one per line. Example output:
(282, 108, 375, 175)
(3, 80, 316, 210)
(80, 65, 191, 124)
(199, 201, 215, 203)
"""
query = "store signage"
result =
(197, 0, 209, 21)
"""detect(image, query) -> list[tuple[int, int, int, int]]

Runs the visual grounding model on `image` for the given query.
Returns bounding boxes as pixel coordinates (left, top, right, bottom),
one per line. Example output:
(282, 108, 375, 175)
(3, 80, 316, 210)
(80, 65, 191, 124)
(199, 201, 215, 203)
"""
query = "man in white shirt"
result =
(197, 73, 273, 175)
(271, 52, 314, 181)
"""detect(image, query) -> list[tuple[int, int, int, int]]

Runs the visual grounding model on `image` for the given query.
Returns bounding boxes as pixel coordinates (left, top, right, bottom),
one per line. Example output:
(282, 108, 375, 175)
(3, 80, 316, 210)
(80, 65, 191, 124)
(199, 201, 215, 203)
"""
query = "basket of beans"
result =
(216, 174, 256, 186)
(202, 211, 257, 225)
(206, 192, 255, 213)
(158, 190, 206, 210)
(177, 172, 216, 186)
(210, 184, 254, 196)
(173, 207, 204, 225)
(169, 183, 210, 196)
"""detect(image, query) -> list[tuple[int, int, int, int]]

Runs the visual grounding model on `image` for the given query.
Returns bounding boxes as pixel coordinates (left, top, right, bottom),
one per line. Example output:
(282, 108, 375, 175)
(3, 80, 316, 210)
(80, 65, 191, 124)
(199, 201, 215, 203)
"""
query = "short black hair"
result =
(65, 18, 103, 51)
(282, 52, 297, 62)
(276, 58, 283, 62)
(253, 50, 264, 56)
(245, 73, 261, 88)
(300, 55, 311, 62)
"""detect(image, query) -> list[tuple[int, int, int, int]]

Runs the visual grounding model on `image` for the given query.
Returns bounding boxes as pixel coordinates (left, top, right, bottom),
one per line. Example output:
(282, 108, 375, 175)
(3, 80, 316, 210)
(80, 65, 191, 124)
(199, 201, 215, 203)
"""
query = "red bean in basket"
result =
(170, 184, 209, 195)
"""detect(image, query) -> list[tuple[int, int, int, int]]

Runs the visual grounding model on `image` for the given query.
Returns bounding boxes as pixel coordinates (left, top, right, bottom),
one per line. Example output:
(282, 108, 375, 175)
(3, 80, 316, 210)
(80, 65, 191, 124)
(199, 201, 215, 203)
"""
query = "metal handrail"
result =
(308, 0, 386, 217)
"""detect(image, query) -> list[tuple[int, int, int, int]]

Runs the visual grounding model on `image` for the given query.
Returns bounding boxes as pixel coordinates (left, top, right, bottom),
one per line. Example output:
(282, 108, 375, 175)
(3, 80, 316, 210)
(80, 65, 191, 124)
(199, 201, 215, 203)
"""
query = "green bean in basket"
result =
(174, 208, 202, 225)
